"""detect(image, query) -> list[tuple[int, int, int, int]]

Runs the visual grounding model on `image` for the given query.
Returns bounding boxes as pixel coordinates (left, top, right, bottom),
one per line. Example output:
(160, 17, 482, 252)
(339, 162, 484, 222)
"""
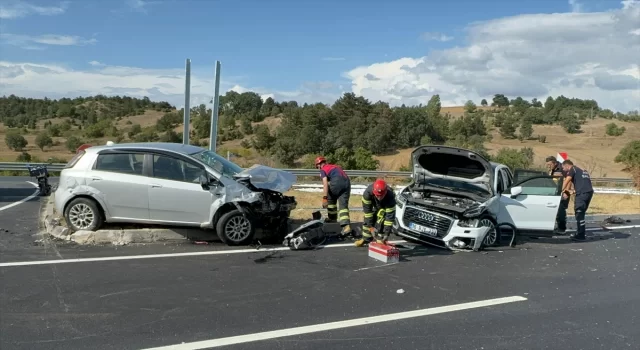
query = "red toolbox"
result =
(368, 242, 400, 263)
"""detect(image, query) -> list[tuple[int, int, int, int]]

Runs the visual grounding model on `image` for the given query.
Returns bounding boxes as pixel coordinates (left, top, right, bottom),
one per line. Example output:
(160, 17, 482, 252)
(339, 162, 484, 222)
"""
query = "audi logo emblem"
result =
(418, 212, 435, 221)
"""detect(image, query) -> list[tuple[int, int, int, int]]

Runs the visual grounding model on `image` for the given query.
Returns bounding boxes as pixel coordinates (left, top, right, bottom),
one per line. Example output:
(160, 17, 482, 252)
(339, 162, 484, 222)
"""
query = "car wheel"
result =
(64, 198, 103, 232)
(479, 217, 500, 247)
(216, 209, 255, 246)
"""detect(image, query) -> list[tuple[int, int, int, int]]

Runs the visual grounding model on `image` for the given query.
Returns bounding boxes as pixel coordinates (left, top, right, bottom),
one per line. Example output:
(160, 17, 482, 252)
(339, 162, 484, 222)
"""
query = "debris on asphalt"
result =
(397, 289, 405, 294)
(602, 216, 630, 225)
(549, 255, 557, 258)
(193, 241, 209, 245)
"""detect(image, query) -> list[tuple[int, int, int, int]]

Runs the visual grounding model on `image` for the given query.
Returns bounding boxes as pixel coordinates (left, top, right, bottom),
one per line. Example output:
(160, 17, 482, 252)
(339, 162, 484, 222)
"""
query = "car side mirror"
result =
(510, 186, 523, 198)
(199, 174, 210, 190)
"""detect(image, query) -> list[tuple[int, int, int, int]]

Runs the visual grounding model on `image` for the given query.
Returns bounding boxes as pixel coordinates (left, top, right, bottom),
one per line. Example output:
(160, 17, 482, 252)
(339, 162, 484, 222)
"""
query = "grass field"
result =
(1, 106, 636, 179)
(286, 190, 640, 221)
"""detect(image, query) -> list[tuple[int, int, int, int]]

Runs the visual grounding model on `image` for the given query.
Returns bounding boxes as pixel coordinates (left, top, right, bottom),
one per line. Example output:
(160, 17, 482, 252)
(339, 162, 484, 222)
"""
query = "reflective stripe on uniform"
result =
(364, 213, 373, 218)
(384, 207, 395, 213)
(362, 198, 371, 205)
(383, 220, 393, 226)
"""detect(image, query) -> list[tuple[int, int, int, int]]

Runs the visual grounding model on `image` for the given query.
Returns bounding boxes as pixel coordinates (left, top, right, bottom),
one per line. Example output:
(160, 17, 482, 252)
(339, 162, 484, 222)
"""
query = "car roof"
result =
(86, 142, 205, 155)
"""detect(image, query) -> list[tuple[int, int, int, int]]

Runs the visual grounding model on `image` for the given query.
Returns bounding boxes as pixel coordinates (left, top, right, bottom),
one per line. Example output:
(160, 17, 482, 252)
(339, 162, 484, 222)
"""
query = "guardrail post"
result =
(183, 58, 191, 145)
(209, 61, 221, 152)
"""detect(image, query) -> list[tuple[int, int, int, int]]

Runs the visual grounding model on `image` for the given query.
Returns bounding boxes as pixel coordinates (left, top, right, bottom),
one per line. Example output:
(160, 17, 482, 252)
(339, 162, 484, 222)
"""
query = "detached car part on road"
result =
(54, 142, 297, 245)
(393, 145, 564, 251)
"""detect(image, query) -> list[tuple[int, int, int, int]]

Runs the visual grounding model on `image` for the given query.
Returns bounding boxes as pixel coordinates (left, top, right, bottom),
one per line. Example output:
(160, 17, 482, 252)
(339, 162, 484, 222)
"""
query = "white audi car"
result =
(392, 145, 563, 251)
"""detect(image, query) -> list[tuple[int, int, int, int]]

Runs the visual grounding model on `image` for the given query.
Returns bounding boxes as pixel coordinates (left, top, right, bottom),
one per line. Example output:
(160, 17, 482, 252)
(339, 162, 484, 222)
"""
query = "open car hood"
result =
(411, 145, 493, 191)
(234, 164, 297, 193)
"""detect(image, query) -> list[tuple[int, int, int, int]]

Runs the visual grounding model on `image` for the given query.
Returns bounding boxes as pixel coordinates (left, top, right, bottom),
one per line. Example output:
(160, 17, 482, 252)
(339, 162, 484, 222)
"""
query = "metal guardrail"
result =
(0, 162, 634, 184)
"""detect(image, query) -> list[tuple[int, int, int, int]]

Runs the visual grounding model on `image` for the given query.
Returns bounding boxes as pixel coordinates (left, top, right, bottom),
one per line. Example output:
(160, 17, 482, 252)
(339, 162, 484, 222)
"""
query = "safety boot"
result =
(354, 238, 371, 247)
(339, 225, 354, 239)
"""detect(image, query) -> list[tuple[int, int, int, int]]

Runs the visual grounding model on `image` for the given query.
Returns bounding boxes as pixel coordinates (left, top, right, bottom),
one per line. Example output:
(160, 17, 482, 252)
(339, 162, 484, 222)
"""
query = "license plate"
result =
(409, 222, 438, 236)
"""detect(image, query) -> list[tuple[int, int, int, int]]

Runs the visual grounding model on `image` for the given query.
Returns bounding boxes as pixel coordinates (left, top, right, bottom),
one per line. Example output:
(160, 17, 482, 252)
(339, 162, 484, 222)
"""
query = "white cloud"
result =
(568, 0, 584, 12)
(420, 32, 454, 42)
(0, 1, 68, 19)
(88, 60, 106, 67)
(344, 0, 640, 112)
(0, 61, 237, 109)
(125, 0, 158, 14)
(1, 33, 97, 49)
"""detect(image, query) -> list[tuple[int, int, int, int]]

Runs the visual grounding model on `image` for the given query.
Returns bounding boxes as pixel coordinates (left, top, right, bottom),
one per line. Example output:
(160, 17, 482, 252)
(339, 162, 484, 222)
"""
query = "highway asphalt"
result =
(1, 176, 640, 350)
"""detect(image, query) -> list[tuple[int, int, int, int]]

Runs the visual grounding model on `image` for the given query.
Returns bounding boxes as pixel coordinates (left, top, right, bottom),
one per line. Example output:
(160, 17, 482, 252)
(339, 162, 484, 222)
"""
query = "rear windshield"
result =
(65, 151, 85, 169)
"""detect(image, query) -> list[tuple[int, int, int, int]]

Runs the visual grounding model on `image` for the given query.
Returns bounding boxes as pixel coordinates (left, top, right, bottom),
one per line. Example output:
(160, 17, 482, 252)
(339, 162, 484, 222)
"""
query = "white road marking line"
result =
(354, 262, 399, 271)
(0, 240, 406, 268)
(564, 225, 640, 232)
(0, 181, 39, 212)
(140, 295, 528, 350)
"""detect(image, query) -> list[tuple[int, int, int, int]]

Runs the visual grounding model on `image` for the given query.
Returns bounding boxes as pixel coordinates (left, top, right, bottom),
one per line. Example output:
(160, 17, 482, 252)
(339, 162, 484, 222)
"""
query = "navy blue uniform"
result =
(319, 163, 352, 226)
(566, 166, 594, 239)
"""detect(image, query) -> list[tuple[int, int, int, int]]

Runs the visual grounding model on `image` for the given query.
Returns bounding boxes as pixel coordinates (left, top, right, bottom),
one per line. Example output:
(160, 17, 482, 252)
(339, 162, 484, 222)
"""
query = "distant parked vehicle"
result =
(26, 158, 53, 196)
(54, 142, 298, 245)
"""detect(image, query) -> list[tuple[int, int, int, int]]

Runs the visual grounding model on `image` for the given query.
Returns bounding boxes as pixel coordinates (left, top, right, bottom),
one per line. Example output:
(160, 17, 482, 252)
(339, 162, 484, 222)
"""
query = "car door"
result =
(497, 175, 562, 232)
(89, 152, 149, 220)
(147, 153, 214, 225)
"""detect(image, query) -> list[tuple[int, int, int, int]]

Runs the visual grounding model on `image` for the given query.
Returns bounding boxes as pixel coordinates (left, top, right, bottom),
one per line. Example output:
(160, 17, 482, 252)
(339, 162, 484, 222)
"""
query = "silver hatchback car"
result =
(54, 142, 298, 245)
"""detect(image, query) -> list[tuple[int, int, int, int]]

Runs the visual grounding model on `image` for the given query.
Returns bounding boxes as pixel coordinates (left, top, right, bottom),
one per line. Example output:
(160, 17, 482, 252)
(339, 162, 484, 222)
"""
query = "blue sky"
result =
(1, 0, 639, 112)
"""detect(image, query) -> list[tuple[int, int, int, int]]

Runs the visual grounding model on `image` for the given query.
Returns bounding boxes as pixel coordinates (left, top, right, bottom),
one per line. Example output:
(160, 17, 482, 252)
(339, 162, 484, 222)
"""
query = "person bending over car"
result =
(546, 155, 571, 233)
(355, 179, 396, 247)
(561, 159, 594, 241)
(315, 156, 354, 238)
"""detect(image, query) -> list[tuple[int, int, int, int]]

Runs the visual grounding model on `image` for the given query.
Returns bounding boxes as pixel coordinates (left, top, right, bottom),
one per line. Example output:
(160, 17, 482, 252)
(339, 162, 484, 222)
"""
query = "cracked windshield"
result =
(0, 0, 639, 349)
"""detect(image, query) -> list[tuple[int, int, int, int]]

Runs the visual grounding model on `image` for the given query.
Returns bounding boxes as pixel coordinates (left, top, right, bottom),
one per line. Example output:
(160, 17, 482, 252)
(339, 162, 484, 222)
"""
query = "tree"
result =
(605, 123, 626, 136)
(614, 140, 640, 170)
(480, 99, 488, 107)
(5, 132, 28, 151)
(464, 100, 477, 114)
(251, 125, 275, 153)
(35, 132, 53, 151)
(65, 136, 84, 153)
(519, 119, 533, 140)
(494, 147, 535, 171)
(559, 110, 581, 134)
(491, 94, 509, 107)
(500, 117, 517, 139)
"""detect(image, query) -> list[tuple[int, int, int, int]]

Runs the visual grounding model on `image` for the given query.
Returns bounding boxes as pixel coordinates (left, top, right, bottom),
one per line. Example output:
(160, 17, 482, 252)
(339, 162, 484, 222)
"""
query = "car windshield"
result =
(420, 178, 491, 197)
(190, 150, 244, 178)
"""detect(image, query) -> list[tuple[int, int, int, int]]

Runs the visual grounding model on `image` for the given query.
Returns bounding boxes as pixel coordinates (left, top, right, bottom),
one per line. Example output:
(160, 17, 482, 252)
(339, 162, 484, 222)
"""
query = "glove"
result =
(376, 233, 390, 245)
(322, 196, 328, 209)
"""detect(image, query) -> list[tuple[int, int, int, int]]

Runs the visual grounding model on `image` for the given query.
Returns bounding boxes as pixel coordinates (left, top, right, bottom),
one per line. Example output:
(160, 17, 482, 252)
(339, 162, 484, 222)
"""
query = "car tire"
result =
(216, 209, 256, 246)
(479, 216, 501, 247)
(64, 197, 103, 232)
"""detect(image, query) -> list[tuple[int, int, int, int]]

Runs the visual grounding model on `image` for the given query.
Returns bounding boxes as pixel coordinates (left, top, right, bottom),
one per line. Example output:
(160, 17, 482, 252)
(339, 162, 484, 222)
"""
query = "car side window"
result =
(511, 176, 560, 196)
(95, 153, 144, 175)
(152, 155, 204, 183)
(502, 169, 513, 189)
(496, 170, 505, 194)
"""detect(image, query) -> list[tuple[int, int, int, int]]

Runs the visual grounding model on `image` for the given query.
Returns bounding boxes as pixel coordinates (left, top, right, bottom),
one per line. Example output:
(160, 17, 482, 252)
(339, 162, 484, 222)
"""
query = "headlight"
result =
(396, 193, 407, 209)
(463, 205, 486, 218)
(458, 219, 479, 227)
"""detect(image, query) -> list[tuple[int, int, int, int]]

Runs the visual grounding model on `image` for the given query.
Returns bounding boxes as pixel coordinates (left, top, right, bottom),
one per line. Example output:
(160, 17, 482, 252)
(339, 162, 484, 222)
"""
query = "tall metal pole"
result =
(183, 58, 191, 145)
(209, 61, 221, 152)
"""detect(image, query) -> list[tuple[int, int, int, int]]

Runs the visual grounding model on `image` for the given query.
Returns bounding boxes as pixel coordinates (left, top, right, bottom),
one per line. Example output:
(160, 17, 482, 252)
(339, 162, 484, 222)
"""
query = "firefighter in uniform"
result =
(315, 156, 353, 237)
(546, 156, 570, 233)
(562, 159, 594, 241)
(355, 179, 397, 247)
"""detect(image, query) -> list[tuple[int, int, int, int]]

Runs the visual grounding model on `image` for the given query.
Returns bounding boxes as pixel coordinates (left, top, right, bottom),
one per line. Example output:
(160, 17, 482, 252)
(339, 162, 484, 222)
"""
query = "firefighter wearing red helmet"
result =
(355, 178, 397, 247)
(315, 156, 354, 238)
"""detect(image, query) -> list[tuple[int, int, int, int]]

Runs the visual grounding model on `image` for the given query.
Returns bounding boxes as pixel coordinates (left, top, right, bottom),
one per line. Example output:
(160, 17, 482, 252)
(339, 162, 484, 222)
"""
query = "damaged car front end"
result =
(54, 142, 297, 246)
(392, 145, 499, 251)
